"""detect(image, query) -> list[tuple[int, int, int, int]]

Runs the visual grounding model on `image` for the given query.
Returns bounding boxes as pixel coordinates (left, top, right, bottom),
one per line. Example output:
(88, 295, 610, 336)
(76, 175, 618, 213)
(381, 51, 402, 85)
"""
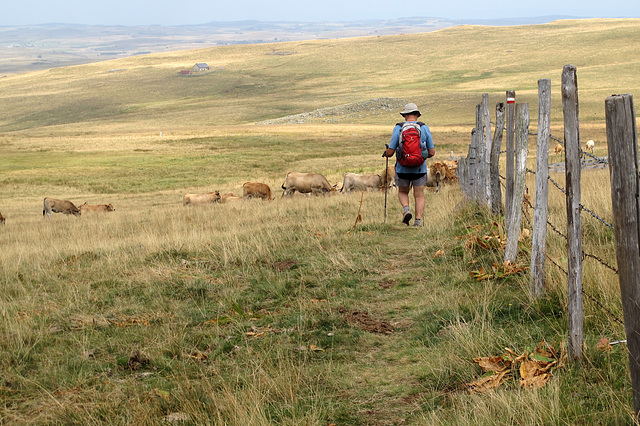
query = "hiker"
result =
(382, 103, 435, 227)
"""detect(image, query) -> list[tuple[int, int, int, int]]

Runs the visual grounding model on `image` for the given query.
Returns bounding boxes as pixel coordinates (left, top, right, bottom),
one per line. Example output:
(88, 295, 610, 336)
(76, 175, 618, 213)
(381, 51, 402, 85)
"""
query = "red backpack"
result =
(396, 121, 425, 167)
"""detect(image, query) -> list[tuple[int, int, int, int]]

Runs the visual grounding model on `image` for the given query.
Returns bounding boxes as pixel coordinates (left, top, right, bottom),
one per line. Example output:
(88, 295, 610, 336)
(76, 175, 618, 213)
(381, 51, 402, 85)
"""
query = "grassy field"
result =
(0, 18, 637, 424)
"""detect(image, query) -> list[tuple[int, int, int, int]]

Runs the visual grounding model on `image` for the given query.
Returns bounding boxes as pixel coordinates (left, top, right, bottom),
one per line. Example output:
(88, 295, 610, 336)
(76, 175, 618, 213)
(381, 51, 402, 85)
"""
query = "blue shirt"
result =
(388, 121, 434, 174)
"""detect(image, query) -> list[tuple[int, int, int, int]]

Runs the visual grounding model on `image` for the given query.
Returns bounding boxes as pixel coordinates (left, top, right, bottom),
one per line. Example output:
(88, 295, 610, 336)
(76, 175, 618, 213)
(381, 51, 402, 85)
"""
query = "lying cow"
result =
(183, 191, 221, 206)
(0, 211, 5, 225)
(243, 182, 273, 200)
(79, 203, 115, 215)
(43, 197, 81, 218)
(442, 160, 458, 177)
(341, 173, 383, 193)
(221, 192, 242, 203)
(281, 172, 336, 197)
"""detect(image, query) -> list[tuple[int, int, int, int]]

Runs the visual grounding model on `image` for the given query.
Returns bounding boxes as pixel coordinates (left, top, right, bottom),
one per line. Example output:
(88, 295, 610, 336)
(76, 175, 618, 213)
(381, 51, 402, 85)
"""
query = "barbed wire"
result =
(544, 252, 624, 326)
(490, 122, 606, 162)
(518, 192, 623, 325)
(529, 130, 607, 164)
(487, 120, 623, 326)
(526, 168, 614, 229)
(498, 171, 618, 276)
(583, 252, 618, 274)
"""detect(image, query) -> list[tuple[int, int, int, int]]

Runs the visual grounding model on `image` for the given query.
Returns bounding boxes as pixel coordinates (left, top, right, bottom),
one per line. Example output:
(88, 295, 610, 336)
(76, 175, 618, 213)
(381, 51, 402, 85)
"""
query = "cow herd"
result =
(41, 197, 115, 219)
(0, 160, 458, 224)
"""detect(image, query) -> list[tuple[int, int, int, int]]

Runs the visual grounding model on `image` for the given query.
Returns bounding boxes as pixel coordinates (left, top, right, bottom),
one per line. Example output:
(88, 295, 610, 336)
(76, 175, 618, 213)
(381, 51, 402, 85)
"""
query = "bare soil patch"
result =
(339, 307, 394, 334)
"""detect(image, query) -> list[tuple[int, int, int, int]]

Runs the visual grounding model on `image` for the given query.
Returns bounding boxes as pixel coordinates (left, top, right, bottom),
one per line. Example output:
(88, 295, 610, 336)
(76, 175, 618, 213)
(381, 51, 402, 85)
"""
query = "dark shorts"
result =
(396, 172, 427, 187)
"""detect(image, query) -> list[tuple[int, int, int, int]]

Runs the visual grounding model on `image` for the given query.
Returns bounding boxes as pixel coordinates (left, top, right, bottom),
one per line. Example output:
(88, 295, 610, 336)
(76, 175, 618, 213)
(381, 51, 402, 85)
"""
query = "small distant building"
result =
(191, 63, 210, 72)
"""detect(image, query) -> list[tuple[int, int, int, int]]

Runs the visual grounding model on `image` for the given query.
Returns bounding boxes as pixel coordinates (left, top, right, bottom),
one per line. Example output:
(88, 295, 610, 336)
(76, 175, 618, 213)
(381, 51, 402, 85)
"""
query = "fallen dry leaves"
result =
(463, 222, 506, 251)
(596, 337, 613, 352)
(467, 340, 565, 393)
(470, 260, 528, 281)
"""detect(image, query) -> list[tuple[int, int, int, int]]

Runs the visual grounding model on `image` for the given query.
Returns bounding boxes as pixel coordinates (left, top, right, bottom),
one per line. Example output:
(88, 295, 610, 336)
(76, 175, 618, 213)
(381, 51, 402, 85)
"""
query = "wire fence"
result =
(495, 124, 622, 326)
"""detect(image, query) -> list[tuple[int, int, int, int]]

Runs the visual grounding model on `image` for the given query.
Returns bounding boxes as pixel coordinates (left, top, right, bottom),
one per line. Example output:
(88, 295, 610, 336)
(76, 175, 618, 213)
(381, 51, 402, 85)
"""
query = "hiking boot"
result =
(402, 211, 412, 225)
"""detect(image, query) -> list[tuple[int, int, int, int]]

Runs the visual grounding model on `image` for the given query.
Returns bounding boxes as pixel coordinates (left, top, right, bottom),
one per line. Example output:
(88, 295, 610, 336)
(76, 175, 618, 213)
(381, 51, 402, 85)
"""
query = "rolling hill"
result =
(1, 18, 638, 137)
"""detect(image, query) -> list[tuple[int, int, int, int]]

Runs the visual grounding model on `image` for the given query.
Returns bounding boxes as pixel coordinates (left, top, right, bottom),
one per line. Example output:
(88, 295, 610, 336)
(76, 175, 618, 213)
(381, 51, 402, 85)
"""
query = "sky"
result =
(2, 0, 639, 26)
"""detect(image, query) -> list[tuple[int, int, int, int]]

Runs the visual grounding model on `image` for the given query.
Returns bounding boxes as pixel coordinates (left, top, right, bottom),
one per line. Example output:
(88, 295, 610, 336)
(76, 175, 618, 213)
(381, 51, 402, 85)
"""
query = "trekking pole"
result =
(383, 144, 389, 223)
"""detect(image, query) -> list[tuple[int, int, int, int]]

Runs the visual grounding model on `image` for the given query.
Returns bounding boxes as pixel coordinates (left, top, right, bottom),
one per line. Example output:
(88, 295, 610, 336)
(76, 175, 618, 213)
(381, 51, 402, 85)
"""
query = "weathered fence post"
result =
(475, 104, 488, 204)
(561, 64, 583, 361)
(483, 93, 493, 208)
(490, 102, 505, 216)
(468, 129, 477, 200)
(504, 103, 529, 263)
(606, 93, 640, 416)
(457, 157, 467, 197)
(530, 79, 552, 299)
(505, 91, 516, 222)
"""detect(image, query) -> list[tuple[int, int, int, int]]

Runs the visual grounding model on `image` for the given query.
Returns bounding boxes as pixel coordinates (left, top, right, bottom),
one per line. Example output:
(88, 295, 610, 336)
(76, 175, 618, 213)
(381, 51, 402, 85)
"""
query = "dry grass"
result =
(0, 18, 638, 424)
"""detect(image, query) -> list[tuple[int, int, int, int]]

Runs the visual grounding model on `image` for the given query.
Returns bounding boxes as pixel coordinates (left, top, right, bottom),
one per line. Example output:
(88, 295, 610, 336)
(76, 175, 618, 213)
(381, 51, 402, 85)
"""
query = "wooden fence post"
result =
(606, 93, 640, 415)
(490, 102, 505, 216)
(483, 93, 493, 208)
(468, 129, 477, 200)
(561, 64, 583, 361)
(475, 104, 487, 204)
(504, 103, 529, 263)
(530, 79, 552, 299)
(505, 91, 516, 222)
(457, 157, 468, 198)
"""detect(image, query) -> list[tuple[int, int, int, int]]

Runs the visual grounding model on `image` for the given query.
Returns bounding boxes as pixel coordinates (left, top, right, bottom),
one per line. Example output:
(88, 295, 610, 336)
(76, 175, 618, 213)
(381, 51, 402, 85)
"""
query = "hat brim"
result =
(401, 111, 421, 117)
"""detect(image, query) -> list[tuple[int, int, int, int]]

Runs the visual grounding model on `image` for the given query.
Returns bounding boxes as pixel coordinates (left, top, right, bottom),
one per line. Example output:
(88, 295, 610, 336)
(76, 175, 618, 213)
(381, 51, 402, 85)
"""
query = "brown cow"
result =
(428, 162, 450, 193)
(281, 172, 336, 197)
(242, 182, 273, 200)
(381, 165, 396, 189)
(183, 191, 221, 206)
(43, 197, 81, 218)
(341, 173, 383, 193)
(441, 160, 459, 183)
(0, 211, 5, 225)
(79, 203, 115, 215)
(554, 143, 564, 155)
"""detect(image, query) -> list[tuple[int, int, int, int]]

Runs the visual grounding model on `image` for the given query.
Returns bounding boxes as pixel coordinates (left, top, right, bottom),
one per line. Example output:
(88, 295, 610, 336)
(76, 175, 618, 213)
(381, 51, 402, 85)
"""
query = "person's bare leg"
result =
(398, 186, 410, 209)
(413, 185, 425, 220)
(398, 186, 412, 224)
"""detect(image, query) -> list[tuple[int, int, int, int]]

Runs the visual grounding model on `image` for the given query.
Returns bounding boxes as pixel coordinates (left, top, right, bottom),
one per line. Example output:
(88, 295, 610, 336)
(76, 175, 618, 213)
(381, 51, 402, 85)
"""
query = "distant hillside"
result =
(0, 18, 637, 139)
(0, 16, 577, 75)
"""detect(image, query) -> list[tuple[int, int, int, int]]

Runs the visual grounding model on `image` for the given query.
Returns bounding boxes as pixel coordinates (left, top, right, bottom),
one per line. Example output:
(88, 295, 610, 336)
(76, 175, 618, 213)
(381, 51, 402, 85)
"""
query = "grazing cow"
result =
(281, 172, 336, 197)
(242, 182, 273, 200)
(79, 203, 115, 215)
(43, 197, 81, 218)
(221, 192, 243, 203)
(554, 143, 564, 155)
(586, 139, 595, 154)
(183, 191, 221, 206)
(0, 211, 5, 225)
(381, 165, 396, 189)
(341, 173, 383, 193)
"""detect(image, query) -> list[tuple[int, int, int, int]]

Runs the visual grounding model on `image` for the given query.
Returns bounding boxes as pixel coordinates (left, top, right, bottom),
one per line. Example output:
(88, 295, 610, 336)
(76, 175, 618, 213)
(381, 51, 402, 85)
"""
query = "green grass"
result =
(0, 18, 638, 424)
